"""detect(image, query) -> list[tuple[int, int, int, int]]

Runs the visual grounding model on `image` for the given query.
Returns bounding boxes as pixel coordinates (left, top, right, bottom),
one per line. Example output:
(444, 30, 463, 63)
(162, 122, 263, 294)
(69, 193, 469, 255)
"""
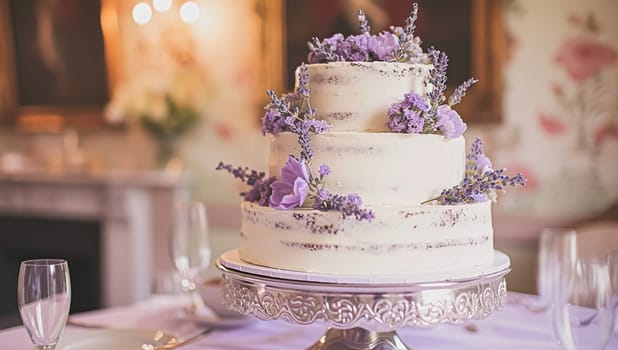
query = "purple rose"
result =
(368, 32, 399, 61)
(435, 105, 467, 138)
(269, 156, 310, 210)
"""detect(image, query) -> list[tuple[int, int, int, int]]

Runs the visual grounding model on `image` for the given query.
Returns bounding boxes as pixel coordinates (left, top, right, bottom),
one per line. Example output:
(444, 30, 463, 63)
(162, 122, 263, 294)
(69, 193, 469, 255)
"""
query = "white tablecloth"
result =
(2, 293, 616, 349)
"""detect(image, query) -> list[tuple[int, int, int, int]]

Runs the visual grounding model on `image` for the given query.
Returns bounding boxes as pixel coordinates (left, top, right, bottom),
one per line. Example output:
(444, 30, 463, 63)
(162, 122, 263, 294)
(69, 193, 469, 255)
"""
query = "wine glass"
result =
(552, 257, 614, 350)
(537, 228, 577, 310)
(18, 259, 71, 350)
(608, 250, 618, 339)
(170, 201, 211, 310)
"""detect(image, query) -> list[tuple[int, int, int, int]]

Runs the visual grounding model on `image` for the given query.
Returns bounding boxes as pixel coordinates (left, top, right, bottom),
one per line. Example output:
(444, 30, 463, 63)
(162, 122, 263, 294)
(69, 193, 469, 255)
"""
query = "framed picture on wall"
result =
(260, 0, 505, 124)
(0, 0, 120, 131)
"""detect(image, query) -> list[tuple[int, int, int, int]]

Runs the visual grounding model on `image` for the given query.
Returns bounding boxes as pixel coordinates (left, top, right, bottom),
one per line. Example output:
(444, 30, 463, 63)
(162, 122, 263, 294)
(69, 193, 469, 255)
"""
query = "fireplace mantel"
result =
(0, 170, 188, 307)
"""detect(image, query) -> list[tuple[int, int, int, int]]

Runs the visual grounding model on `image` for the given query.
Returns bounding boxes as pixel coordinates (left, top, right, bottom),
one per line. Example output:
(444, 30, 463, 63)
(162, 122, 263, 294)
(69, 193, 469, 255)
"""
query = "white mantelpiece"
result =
(0, 171, 188, 307)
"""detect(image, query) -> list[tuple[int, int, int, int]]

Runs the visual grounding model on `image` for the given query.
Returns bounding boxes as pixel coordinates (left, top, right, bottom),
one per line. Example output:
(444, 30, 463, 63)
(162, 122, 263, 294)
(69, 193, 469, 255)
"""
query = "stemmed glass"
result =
(170, 201, 211, 310)
(608, 250, 618, 339)
(18, 259, 71, 350)
(537, 228, 577, 311)
(551, 249, 614, 349)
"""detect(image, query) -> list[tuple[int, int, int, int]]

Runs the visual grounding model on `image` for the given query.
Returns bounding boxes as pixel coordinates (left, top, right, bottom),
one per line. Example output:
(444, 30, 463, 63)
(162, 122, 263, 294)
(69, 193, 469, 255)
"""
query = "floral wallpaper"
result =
(492, 0, 618, 220)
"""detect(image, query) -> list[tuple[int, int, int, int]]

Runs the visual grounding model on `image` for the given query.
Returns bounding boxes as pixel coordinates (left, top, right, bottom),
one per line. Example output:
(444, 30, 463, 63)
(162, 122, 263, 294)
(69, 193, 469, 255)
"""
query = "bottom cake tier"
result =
(239, 201, 494, 275)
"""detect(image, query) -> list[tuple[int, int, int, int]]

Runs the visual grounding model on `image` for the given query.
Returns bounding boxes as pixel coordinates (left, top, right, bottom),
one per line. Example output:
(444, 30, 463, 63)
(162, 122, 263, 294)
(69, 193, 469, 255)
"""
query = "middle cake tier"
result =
(270, 132, 465, 206)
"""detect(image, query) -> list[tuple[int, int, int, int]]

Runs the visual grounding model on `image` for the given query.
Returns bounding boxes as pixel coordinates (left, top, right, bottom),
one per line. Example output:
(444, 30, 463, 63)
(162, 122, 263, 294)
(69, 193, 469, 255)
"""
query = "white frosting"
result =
(270, 132, 465, 205)
(240, 201, 494, 275)
(300, 62, 432, 131)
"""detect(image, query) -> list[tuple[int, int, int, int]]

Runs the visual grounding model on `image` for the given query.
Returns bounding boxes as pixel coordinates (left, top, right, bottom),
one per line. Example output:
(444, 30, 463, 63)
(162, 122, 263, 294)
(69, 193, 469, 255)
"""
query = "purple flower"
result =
(405, 92, 431, 112)
(269, 156, 310, 210)
(318, 164, 331, 176)
(340, 34, 370, 61)
(476, 153, 493, 174)
(261, 108, 287, 136)
(368, 32, 399, 61)
(324, 33, 345, 52)
(435, 105, 467, 138)
(386, 92, 429, 133)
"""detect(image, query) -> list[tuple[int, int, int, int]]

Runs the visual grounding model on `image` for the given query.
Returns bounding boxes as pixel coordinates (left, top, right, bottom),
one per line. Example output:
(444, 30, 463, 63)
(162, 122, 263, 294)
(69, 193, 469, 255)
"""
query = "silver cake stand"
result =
(216, 249, 510, 350)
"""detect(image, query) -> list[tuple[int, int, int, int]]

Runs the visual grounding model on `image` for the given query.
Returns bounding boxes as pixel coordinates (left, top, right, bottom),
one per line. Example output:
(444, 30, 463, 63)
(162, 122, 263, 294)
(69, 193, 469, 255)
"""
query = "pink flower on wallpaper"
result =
(554, 37, 617, 81)
(550, 82, 564, 97)
(216, 122, 234, 141)
(567, 14, 583, 25)
(594, 123, 618, 146)
(505, 163, 538, 192)
(538, 113, 567, 135)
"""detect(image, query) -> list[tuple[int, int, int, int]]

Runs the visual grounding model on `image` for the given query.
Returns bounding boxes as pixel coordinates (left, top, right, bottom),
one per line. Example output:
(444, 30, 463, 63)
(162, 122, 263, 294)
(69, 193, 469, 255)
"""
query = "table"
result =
(2, 293, 616, 349)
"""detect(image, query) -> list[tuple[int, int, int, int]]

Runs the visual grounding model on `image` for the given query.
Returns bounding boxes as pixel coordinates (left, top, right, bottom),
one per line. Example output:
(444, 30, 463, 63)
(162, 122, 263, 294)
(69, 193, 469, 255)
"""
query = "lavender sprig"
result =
(423, 138, 525, 205)
(427, 47, 448, 123)
(448, 78, 479, 106)
(393, 2, 418, 62)
(216, 162, 275, 206)
(262, 64, 330, 161)
(358, 10, 370, 34)
(313, 192, 375, 221)
(430, 169, 526, 205)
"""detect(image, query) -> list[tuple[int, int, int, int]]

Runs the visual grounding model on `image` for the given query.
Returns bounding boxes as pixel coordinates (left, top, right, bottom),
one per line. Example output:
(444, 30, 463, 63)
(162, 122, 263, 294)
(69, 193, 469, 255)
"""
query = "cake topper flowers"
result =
(308, 4, 428, 64)
(424, 138, 526, 205)
(387, 48, 477, 138)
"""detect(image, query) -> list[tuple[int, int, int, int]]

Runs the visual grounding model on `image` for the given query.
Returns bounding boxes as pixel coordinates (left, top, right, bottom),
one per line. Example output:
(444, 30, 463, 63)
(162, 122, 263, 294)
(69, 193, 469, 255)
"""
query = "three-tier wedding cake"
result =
(218, 4, 524, 276)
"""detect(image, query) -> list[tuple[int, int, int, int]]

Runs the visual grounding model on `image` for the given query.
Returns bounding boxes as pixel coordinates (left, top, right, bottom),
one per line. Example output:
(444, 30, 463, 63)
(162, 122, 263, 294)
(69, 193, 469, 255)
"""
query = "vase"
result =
(157, 137, 183, 173)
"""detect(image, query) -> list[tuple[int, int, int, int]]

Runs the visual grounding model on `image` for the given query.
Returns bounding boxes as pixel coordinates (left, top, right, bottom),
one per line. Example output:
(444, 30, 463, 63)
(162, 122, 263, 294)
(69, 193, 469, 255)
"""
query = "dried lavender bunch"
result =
(262, 64, 330, 161)
(216, 162, 275, 206)
(424, 138, 526, 205)
(313, 190, 375, 221)
(449, 78, 479, 106)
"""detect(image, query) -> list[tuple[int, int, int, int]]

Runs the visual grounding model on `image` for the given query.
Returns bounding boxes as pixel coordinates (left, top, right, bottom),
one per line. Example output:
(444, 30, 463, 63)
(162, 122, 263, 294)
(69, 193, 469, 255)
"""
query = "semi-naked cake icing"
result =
(238, 61, 496, 275)
(240, 201, 492, 275)
(305, 62, 432, 131)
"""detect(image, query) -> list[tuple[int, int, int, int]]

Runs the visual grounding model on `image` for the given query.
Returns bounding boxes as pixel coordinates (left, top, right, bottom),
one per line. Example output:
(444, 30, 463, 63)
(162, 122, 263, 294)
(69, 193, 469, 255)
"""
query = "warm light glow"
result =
(132, 2, 152, 25)
(153, 0, 172, 12)
(179, 1, 200, 23)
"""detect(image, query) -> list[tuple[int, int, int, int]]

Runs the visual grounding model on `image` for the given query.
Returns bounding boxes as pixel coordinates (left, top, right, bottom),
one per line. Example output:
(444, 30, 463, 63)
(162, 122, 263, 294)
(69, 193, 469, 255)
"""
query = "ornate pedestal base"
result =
(216, 250, 510, 350)
(309, 328, 409, 350)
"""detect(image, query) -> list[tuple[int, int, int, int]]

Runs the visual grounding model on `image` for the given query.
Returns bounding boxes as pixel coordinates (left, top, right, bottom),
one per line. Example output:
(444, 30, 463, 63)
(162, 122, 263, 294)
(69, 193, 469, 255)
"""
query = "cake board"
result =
(216, 249, 510, 350)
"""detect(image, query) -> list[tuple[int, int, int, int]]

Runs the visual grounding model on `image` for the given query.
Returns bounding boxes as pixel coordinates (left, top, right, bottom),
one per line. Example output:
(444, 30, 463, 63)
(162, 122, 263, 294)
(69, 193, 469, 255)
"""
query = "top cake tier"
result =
(296, 62, 432, 132)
